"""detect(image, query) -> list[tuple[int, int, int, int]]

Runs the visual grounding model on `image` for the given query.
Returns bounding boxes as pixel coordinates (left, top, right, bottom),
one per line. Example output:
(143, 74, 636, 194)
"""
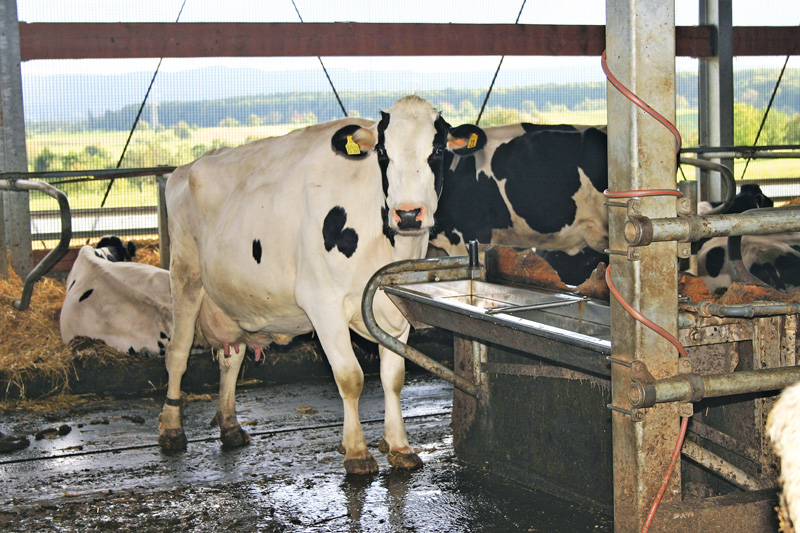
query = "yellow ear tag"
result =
(467, 132, 478, 149)
(345, 135, 361, 155)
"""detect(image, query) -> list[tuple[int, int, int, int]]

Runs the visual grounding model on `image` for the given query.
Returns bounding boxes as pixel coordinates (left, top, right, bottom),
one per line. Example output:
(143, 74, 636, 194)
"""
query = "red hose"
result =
(605, 266, 688, 533)
(601, 50, 683, 154)
(602, 49, 689, 531)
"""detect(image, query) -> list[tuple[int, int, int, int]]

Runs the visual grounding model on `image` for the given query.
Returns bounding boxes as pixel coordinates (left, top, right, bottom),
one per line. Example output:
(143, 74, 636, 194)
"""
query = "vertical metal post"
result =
(698, 0, 734, 202)
(0, 0, 31, 278)
(157, 173, 170, 269)
(606, 1, 680, 530)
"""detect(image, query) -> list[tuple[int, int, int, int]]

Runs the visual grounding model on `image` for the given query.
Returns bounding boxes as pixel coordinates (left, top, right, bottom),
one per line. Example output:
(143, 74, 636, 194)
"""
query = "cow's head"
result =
(93, 235, 137, 262)
(332, 95, 486, 236)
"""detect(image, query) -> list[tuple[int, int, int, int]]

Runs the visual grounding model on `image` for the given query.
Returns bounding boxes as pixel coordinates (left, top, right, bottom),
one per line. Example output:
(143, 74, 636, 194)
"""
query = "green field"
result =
(25, 113, 800, 213)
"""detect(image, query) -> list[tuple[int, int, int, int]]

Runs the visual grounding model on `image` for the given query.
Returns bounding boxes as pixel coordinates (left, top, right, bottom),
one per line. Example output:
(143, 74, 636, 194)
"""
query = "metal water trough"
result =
(363, 245, 799, 529)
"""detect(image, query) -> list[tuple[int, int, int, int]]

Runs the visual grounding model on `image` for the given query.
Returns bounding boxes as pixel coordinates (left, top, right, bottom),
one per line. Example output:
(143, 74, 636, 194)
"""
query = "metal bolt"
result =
(690, 329, 702, 342)
(630, 248, 642, 260)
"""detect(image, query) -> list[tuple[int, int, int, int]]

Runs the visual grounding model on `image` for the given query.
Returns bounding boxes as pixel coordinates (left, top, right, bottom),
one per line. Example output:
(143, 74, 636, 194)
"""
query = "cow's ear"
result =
(447, 124, 487, 156)
(332, 125, 376, 159)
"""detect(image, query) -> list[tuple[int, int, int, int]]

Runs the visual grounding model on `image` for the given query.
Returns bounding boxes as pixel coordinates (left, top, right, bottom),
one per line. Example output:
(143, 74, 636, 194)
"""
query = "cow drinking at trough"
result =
(430, 123, 609, 258)
(158, 96, 485, 474)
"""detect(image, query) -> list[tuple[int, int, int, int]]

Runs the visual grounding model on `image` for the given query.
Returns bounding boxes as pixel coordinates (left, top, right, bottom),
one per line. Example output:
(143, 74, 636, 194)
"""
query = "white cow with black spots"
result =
(159, 95, 485, 474)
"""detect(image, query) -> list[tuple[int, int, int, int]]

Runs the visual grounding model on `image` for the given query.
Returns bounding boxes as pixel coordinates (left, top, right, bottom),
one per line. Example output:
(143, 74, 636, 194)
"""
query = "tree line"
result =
(25, 69, 800, 135)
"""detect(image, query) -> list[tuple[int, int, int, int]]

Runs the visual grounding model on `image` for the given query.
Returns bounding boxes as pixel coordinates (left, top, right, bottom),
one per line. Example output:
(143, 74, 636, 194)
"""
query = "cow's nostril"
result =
(395, 208, 422, 230)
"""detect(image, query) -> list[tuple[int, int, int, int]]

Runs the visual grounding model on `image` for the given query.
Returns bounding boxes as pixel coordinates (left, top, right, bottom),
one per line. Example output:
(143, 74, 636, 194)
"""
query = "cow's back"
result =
(165, 118, 392, 335)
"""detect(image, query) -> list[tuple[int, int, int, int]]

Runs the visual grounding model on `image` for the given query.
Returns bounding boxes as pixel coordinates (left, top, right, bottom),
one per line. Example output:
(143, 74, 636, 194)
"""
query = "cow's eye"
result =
(376, 145, 386, 157)
(433, 147, 444, 156)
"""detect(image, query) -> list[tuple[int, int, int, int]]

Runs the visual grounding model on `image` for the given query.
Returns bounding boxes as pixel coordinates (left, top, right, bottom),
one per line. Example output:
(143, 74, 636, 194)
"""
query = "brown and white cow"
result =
(158, 95, 485, 474)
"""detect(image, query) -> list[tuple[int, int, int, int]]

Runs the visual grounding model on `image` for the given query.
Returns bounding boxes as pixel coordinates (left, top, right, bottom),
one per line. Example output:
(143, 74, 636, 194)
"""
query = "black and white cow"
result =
(93, 235, 137, 262)
(697, 232, 800, 293)
(696, 186, 800, 293)
(60, 239, 172, 355)
(158, 96, 485, 474)
(430, 123, 609, 257)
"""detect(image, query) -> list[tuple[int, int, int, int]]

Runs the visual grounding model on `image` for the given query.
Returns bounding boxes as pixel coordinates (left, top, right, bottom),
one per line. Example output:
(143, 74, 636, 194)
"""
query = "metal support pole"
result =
(606, 1, 680, 530)
(0, 0, 31, 279)
(698, 0, 734, 203)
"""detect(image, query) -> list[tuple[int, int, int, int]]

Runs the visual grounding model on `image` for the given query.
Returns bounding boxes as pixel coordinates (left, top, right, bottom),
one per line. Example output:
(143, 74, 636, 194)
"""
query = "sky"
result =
(15, 0, 800, 77)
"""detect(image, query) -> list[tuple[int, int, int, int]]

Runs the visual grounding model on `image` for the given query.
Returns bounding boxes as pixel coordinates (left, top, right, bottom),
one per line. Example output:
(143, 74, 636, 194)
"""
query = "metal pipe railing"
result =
(0, 179, 71, 310)
(624, 205, 800, 246)
(361, 255, 481, 397)
(682, 300, 800, 318)
(678, 157, 736, 215)
(628, 365, 800, 409)
(681, 439, 766, 491)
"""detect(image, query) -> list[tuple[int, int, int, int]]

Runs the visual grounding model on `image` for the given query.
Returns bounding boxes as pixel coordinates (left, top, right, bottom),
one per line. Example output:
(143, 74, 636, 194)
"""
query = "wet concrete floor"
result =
(0, 372, 612, 532)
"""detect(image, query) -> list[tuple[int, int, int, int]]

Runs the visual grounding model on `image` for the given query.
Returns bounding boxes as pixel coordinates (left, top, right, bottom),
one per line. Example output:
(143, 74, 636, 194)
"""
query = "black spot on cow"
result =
(79, 289, 94, 302)
(381, 205, 396, 247)
(432, 152, 511, 247)
(377, 112, 391, 198)
(492, 128, 607, 235)
(160, 331, 169, 340)
(521, 123, 580, 134)
(323, 206, 359, 258)
(537, 247, 609, 286)
(704, 246, 726, 278)
(68, 280, 76, 291)
(752, 253, 800, 291)
(96, 235, 137, 262)
(158, 340, 166, 352)
(252, 239, 262, 264)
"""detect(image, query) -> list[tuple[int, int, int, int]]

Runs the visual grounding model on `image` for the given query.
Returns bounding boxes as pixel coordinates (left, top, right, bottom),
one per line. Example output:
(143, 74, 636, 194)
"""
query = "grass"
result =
(25, 116, 800, 215)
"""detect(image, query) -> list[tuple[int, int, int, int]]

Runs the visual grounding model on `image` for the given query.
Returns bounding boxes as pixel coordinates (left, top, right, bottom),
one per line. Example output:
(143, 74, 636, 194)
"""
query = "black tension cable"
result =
(291, 0, 348, 118)
(475, 0, 527, 126)
(99, 0, 188, 209)
(740, 50, 793, 180)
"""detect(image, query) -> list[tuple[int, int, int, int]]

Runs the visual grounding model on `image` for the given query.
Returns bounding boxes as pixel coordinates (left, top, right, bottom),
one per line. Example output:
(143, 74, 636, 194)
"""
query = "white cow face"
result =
(332, 95, 486, 236)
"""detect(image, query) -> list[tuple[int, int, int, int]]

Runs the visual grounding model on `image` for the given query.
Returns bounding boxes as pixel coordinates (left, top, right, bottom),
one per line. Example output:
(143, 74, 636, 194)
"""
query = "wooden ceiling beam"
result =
(18, 22, 719, 60)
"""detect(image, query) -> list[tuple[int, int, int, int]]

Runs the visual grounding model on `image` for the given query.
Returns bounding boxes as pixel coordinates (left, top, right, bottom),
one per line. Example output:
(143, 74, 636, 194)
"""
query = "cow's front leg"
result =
(378, 343, 422, 470)
(213, 342, 250, 448)
(307, 315, 376, 474)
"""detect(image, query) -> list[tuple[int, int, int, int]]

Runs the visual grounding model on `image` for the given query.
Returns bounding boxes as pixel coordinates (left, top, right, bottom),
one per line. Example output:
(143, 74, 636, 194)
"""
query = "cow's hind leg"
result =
(378, 342, 422, 470)
(213, 342, 251, 448)
(158, 257, 204, 452)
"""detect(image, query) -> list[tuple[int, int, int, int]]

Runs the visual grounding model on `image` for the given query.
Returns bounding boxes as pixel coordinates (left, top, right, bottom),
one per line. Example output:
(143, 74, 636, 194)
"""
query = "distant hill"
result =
(21, 66, 800, 126)
(21, 65, 608, 123)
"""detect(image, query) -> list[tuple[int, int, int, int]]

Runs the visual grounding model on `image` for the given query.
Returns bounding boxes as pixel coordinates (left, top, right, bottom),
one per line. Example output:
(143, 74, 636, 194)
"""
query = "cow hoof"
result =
(220, 426, 251, 448)
(378, 438, 390, 454)
(158, 428, 188, 452)
(388, 450, 423, 470)
(344, 454, 379, 475)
